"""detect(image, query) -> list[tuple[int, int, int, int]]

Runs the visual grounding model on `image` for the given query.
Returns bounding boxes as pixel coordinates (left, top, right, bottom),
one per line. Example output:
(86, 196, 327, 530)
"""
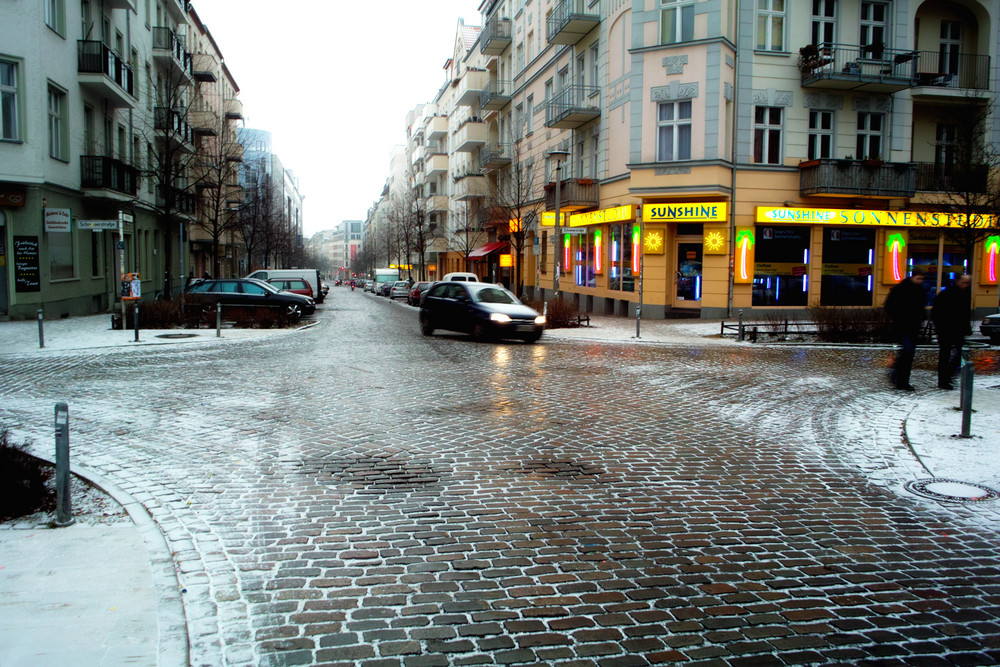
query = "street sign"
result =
(119, 212, 134, 223)
(561, 227, 587, 235)
(77, 219, 118, 231)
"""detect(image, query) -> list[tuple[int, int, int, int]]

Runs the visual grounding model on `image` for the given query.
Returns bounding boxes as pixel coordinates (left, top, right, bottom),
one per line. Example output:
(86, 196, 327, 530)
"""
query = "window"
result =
(608, 224, 636, 292)
(935, 123, 956, 167)
(856, 111, 883, 160)
(657, 101, 692, 161)
(661, 0, 694, 45)
(859, 1, 888, 51)
(48, 86, 67, 161)
(574, 232, 597, 288)
(753, 106, 782, 164)
(821, 227, 875, 306)
(811, 0, 836, 46)
(752, 226, 810, 307)
(590, 43, 599, 85)
(81, 0, 91, 39)
(591, 130, 599, 179)
(45, 0, 65, 35)
(0, 60, 19, 141)
(939, 21, 961, 75)
(807, 110, 833, 160)
(514, 103, 524, 139)
(526, 94, 534, 134)
(756, 0, 785, 51)
(49, 228, 75, 280)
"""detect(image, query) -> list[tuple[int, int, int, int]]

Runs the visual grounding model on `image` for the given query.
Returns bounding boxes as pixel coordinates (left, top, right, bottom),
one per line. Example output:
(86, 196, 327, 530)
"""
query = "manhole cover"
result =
(904, 478, 1000, 503)
(156, 333, 198, 339)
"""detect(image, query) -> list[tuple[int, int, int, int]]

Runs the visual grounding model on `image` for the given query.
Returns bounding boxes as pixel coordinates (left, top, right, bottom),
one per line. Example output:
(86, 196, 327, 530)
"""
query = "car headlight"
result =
(490, 313, 512, 323)
(534, 316, 546, 325)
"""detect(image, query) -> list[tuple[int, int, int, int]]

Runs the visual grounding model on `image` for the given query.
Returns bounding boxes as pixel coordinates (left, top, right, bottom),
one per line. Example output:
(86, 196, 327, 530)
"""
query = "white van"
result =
(245, 269, 324, 303)
(442, 272, 480, 282)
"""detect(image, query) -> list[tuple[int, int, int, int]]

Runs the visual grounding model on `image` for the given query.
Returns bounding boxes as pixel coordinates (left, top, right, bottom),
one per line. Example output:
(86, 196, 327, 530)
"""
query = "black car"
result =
(419, 281, 544, 342)
(184, 278, 315, 321)
(982, 313, 1000, 344)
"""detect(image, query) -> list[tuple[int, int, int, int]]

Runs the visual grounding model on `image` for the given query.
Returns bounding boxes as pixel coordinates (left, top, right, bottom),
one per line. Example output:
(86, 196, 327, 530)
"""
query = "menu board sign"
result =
(13, 236, 41, 292)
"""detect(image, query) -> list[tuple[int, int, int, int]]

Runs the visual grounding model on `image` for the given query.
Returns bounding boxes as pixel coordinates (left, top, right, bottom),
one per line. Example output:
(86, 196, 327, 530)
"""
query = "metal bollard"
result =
(960, 359, 974, 438)
(37, 309, 44, 348)
(54, 402, 74, 527)
(216, 302, 222, 337)
(133, 303, 140, 342)
(738, 309, 745, 341)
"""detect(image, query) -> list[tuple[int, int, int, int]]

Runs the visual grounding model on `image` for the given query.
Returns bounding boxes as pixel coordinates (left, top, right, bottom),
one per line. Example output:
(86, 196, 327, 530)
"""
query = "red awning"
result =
(468, 241, 509, 259)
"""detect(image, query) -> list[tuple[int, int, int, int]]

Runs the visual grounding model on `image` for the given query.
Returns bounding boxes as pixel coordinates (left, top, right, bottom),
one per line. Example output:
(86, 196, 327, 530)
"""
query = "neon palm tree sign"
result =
(735, 229, 755, 281)
(886, 233, 906, 282)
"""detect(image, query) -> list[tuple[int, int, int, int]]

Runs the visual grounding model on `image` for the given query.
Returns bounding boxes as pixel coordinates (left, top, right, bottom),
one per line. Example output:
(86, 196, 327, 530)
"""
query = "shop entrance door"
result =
(0, 213, 7, 316)
(674, 241, 703, 308)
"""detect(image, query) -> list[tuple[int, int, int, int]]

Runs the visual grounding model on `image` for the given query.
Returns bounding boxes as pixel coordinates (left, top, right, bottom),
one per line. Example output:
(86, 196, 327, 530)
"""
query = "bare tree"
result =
(484, 143, 538, 294)
(236, 155, 285, 271)
(443, 202, 487, 274)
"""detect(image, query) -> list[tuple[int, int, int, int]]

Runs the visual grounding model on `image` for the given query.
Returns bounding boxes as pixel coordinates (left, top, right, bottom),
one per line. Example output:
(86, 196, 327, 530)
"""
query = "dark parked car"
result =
(982, 314, 1000, 344)
(184, 278, 315, 321)
(419, 281, 545, 342)
(407, 281, 433, 306)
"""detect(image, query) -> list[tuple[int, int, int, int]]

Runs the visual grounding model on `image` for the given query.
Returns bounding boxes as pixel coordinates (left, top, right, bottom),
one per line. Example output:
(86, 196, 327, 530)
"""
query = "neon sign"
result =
(885, 233, 906, 283)
(594, 230, 602, 273)
(984, 235, 1000, 284)
(632, 225, 641, 274)
(734, 229, 755, 283)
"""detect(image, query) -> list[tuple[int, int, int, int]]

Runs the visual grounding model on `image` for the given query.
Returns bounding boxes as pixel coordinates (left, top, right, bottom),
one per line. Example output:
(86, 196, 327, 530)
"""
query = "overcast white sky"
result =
(189, 0, 481, 237)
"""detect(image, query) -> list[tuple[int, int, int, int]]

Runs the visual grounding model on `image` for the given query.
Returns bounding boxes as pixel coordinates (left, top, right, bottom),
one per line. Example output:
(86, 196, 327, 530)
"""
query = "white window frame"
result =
(756, 0, 786, 52)
(859, 1, 889, 51)
(45, 0, 65, 36)
(0, 59, 20, 141)
(753, 106, 783, 164)
(526, 94, 534, 135)
(48, 85, 68, 161)
(660, 0, 695, 45)
(811, 0, 836, 47)
(856, 111, 884, 161)
(590, 42, 599, 87)
(808, 110, 834, 160)
(656, 100, 693, 162)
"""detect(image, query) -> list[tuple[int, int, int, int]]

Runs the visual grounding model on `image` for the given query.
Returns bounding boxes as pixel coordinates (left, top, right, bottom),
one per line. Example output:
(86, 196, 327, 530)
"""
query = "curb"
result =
(24, 449, 189, 667)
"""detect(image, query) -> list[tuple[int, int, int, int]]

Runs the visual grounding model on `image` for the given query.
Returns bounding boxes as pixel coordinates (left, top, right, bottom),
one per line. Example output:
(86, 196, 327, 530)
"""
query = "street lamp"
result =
(548, 149, 569, 299)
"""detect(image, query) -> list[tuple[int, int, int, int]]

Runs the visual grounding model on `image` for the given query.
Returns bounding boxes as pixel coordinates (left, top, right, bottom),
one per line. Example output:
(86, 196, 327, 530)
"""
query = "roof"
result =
(461, 24, 481, 51)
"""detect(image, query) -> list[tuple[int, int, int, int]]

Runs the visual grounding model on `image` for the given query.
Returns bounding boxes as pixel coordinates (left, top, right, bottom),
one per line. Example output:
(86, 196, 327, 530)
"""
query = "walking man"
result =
(931, 274, 972, 390)
(884, 265, 927, 391)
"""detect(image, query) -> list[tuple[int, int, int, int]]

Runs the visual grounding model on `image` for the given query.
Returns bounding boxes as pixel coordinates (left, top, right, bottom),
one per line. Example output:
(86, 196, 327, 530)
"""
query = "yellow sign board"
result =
(499, 254, 513, 267)
(541, 205, 636, 227)
(756, 206, 999, 228)
(643, 202, 727, 222)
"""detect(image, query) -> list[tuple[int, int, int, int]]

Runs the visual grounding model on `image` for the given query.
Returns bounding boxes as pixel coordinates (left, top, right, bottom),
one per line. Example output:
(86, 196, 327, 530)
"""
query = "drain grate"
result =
(904, 478, 1000, 503)
(503, 457, 604, 479)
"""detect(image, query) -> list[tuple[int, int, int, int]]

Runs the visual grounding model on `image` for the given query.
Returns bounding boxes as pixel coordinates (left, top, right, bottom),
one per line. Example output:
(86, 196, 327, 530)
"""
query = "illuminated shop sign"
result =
(983, 236, 1000, 285)
(644, 203, 727, 223)
(883, 232, 907, 284)
(733, 229, 755, 284)
(541, 204, 635, 227)
(757, 206, 999, 228)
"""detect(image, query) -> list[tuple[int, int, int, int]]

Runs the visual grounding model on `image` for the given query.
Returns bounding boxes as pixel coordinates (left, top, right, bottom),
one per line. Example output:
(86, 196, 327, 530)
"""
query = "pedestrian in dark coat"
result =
(931, 274, 972, 390)
(884, 266, 927, 390)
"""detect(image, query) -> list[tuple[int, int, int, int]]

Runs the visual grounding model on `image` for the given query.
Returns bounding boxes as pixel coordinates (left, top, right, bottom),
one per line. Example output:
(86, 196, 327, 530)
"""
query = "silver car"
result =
(389, 280, 411, 300)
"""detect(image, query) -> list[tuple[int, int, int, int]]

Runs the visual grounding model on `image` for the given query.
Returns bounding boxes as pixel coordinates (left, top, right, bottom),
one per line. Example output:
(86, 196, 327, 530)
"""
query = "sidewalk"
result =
(1, 312, 998, 666)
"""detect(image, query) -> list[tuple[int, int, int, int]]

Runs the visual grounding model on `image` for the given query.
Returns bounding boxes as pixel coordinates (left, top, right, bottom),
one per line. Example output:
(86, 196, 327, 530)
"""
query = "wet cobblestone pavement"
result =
(2, 292, 999, 666)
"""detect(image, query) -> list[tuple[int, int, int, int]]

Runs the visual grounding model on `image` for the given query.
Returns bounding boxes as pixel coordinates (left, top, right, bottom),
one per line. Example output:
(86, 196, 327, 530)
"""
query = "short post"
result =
(133, 303, 140, 342)
(738, 309, 745, 341)
(37, 309, 44, 348)
(960, 357, 974, 438)
(54, 402, 74, 527)
(635, 304, 641, 339)
(216, 302, 222, 337)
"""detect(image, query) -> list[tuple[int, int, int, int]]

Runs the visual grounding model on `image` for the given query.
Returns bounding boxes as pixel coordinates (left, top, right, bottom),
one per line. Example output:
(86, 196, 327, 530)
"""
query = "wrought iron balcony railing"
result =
(914, 162, 988, 193)
(544, 85, 600, 129)
(799, 158, 917, 198)
(546, 0, 599, 45)
(77, 41, 134, 98)
(80, 155, 138, 195)
(480, 16, 511, 55)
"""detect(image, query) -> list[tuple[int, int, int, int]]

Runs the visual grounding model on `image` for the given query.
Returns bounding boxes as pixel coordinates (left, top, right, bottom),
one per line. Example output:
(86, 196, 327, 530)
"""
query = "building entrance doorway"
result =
(673, 240, 702, 308)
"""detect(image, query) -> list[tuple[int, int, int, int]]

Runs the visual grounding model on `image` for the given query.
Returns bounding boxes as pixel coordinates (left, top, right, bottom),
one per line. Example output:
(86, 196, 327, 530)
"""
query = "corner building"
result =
(471, 0, 999, 319)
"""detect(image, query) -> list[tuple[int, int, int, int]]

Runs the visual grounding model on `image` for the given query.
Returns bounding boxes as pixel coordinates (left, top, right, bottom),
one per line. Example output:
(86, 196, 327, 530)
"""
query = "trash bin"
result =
(111, 314, 122, 330)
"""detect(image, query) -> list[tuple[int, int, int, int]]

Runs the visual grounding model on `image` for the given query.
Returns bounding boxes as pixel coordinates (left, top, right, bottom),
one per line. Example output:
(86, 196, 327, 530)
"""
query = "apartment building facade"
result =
(404, 0, 999, 318)
(0, 0, 247, 320)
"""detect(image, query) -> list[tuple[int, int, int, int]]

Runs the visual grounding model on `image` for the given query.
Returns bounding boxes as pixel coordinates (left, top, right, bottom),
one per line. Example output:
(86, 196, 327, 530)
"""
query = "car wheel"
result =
(472, 323, 491, 341)
(285, 304, 303, 321)
(200, 305, 218, 326)
(526, 333, 542, 344)
(420, 314, 434, 336)
(991, 334, 1000, 346)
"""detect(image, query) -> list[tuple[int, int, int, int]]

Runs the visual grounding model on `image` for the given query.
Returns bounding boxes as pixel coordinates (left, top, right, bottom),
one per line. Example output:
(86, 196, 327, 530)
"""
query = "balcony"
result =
(426, 154, 449, 177)
(427, 194, 450, 214)
(544, 178, 599, 211)
(427, 115, 448, 140)
(77, 41, 135, 107)
(191, 53, 218, 82)
(189, 106, 219, 136)
(547, 0, 600, 45)
(479, 143, 512, 171)
(224, 98, 243, 121)
(154, 107, 193, 151)
(545, 85, 600, 129)
(156, 186, 196, 216)
(480, 80, 512, 111)
(480, 15, 512, 55)
(411, 143, 426, 165)
(911, 51, 991, 94)
(152, 27, 193, 85)
(799, 43, 911, 93)
(80, 156, 138, 198)
(455, 69, 489, 106)
(914, 162, 988, 193)
(453, 118, 486, 152)
(454, 172, 487, 201)
(799, 159, 917, 198)
(104, 0, 135, 10)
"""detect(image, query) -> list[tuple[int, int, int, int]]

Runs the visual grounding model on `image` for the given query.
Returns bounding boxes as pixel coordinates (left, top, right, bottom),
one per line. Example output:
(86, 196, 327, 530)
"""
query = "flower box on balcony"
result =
(797, 160, 821, 169)
(577, 178, 594, 185)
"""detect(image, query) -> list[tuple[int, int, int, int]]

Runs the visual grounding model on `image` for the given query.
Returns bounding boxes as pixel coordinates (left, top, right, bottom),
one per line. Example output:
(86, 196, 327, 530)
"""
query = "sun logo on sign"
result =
(644, 231, 664, 253)
(705, 231, 726, 252)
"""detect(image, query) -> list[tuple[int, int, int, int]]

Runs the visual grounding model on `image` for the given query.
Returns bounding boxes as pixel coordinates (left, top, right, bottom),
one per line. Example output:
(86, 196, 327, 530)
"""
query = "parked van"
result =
(245, 269, 324, 303)
(441, 272, 480, 282)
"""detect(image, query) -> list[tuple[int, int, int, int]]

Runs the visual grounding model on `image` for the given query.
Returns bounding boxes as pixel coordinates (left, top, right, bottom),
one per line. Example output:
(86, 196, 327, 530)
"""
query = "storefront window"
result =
(821, 227, 874, 306)
(608, 223, 635, 292)
(49, 230, 75, 280)
(574, 232, 597, 288)
(752, 226, 810, 306)
(909, 229, 968, 305)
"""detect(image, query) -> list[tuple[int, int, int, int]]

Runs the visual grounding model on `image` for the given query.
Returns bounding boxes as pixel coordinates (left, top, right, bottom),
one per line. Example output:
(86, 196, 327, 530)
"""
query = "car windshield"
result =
(247, 279, 279, 294)
(473, 286, 518, 305)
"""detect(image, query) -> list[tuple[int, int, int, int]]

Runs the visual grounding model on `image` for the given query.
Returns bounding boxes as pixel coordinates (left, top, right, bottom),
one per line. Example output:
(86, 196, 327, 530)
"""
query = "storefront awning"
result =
(468, 241, 508, 259)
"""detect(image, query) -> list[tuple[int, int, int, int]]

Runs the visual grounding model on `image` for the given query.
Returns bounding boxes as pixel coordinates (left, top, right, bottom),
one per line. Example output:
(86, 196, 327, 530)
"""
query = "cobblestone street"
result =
(2, 291, 999, 666)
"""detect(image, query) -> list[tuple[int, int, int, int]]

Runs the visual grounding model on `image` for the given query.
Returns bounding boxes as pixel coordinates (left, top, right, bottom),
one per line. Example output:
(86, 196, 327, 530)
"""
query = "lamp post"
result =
(548, 149, 569, 300)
